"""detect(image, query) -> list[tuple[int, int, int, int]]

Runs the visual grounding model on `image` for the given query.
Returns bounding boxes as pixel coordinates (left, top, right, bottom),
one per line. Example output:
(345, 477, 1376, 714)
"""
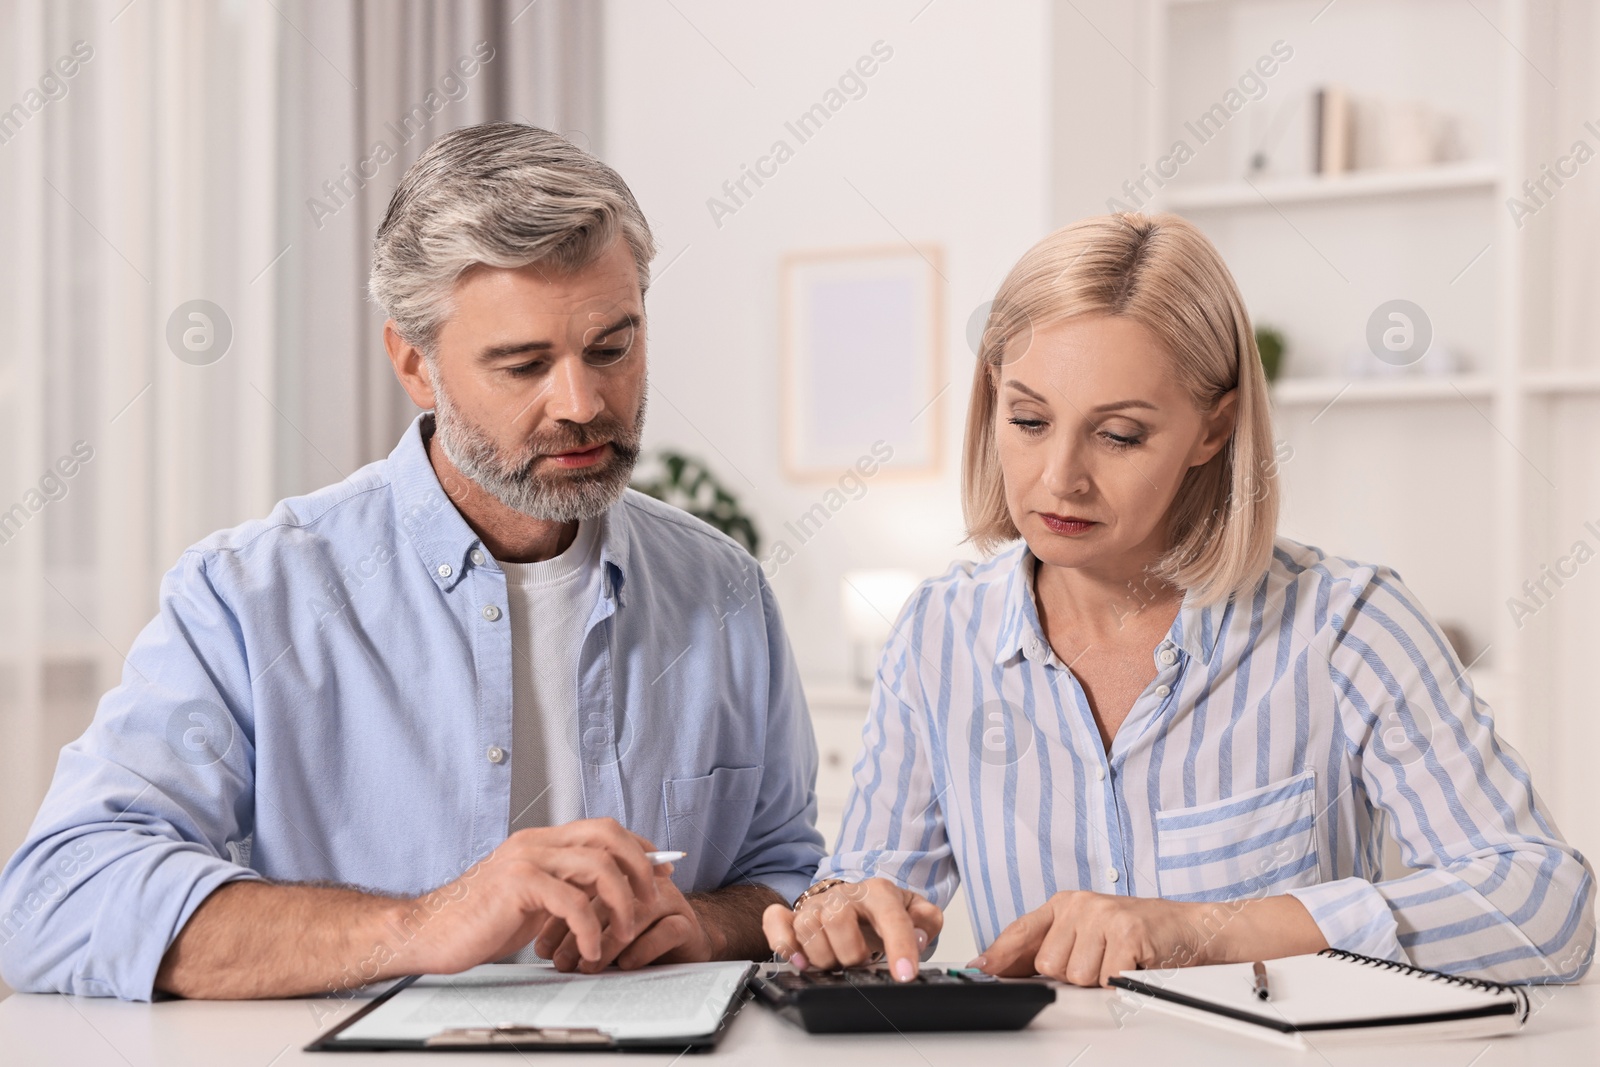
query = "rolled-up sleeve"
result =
(0, 551, 262, 1001)
(717, 573, 826, 905)
(1290, 567, 1597, 983)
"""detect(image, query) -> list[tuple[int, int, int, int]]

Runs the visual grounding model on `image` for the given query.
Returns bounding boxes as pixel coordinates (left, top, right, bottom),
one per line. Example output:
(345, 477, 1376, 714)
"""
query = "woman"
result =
(763, 213, 1595, 988)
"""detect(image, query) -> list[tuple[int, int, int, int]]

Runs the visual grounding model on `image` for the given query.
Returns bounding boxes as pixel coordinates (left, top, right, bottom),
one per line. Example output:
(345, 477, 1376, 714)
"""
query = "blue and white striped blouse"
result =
(817, 537, 1595, 983)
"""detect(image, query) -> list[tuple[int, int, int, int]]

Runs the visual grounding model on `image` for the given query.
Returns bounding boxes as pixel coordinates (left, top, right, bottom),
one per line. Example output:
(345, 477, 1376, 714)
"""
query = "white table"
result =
(1, 969, 1594, 1066)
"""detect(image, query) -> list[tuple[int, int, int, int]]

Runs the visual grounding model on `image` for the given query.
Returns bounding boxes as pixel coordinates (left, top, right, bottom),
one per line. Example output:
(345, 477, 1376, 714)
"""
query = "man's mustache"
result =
(508, 418, 639, 470)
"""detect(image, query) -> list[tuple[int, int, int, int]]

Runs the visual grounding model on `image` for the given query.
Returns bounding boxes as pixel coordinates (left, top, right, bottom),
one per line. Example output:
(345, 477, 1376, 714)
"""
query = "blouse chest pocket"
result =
(1154, 769, 1321, 902)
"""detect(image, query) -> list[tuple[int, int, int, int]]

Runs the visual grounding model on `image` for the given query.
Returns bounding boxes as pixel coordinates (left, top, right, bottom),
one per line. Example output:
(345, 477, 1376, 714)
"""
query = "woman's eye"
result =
(1007, 417, 1047, 436)
(1101, 430, 1143, 450)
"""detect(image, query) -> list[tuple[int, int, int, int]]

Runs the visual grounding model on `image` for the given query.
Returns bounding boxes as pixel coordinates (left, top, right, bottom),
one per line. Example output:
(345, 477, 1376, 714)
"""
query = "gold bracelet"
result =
(792, 877, 847, 910)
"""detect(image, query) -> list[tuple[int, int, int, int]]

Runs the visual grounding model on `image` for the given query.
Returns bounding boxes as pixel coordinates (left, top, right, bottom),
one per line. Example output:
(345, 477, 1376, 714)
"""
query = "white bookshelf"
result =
(1137, 0, 1593, 773)
(1163, 159, 1503, 211)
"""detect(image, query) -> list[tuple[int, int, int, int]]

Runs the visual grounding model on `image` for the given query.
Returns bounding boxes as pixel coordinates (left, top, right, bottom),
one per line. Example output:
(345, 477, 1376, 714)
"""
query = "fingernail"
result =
(967, 955, 987, 969)
(894, 958, 916, 983)
(789, 952, 808, 971)
(915, 929, 929, 950)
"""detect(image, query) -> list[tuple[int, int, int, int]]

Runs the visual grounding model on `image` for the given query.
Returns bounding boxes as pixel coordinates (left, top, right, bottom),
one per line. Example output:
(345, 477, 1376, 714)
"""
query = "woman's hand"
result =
(974, 891, 1327, 987)
(762, 878, 943, 982)
(975, 891, 1204, 987)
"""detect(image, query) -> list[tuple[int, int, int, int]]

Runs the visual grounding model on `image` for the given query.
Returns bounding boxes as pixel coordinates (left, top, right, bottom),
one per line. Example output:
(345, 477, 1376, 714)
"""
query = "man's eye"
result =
(506, 362, 546, 377)
(586, 346, 630, 366)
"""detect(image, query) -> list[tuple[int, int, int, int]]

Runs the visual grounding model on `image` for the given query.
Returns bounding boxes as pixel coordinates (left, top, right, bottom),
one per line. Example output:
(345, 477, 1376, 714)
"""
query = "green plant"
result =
(631, 450, 760, 555)
(1254, 324, 1286, 382)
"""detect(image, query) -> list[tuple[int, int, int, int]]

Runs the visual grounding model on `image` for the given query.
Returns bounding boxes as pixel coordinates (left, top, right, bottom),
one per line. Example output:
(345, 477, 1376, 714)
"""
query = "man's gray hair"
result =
(370, 122, 657, 355)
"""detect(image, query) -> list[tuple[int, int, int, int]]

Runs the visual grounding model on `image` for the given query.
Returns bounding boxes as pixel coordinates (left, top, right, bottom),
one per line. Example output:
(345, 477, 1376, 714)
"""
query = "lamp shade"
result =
(841, 569, 922, 646)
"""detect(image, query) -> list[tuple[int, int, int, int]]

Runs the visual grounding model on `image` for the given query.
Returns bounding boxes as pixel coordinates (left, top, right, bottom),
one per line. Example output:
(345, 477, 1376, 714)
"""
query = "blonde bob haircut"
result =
(962, 212, 1279, 606)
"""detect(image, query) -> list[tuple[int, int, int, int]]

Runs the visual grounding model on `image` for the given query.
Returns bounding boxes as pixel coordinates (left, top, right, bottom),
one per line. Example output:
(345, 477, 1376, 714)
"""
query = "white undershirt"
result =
(501, 517, 603, 836)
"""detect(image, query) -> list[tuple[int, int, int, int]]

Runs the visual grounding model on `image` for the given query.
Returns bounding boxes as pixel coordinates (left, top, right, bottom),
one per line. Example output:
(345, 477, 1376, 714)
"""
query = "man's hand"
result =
(973, 891, 1328, 988)
(762, 878, 942, 982)
(536, 864, 716, 971)
(534, 869, 787, 971)
(392, 818, 659, 975)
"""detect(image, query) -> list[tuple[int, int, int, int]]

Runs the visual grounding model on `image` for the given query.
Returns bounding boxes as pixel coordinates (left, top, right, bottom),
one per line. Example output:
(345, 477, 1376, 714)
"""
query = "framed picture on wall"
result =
(779, 245, 944, 480)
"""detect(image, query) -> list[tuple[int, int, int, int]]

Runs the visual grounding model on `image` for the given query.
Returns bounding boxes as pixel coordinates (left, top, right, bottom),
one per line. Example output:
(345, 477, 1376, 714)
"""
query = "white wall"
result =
(602, 0, 1053, 683)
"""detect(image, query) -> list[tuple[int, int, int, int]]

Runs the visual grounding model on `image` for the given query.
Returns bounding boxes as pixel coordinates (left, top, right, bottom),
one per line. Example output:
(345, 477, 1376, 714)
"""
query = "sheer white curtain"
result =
(0, 0, 601, 865)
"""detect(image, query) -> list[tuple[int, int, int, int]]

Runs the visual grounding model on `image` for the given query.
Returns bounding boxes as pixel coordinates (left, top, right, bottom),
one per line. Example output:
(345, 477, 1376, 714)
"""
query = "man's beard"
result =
(429, 371, 646, 523)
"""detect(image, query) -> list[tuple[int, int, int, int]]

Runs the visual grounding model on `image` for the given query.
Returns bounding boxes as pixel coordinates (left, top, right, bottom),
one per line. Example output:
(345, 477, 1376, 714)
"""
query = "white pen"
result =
(645, 850, 687, 865)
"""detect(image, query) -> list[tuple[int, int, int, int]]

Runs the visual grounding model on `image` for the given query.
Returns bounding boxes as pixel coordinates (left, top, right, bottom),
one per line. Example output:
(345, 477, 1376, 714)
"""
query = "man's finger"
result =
(552, 819, 657, 909)
(526, 872, 603, 961)
(533, 916, 571, 960)
(615, 914, 694, 970)
(548, 849, 638, 940)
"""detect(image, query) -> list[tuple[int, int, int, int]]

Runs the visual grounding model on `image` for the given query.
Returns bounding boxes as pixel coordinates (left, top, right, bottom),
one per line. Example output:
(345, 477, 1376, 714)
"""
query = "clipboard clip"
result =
(424, 1024, 614, 1047)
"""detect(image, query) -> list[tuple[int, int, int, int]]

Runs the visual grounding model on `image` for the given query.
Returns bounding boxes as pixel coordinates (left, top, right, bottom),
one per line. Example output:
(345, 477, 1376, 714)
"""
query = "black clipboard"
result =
(305, 963, 756, 1053)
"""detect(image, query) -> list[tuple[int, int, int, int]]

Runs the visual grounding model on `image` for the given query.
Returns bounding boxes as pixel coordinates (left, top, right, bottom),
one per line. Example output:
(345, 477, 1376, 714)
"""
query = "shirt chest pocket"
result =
(662, 765, 762, 889)
(1154, 769, 1321, 902)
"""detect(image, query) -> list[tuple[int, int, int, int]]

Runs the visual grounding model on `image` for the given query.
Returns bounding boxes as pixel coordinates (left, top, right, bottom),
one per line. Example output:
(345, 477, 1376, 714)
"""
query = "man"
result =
(0, 123, 823, 1001)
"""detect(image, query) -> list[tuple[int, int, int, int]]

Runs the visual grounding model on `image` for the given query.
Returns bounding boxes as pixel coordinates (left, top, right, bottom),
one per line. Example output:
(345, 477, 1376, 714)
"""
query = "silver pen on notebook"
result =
(1251, 961, 1271, 1001)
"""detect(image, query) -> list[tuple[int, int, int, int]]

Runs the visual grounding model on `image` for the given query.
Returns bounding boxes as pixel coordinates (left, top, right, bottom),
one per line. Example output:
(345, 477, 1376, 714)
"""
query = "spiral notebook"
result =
(1110, 949, 1529, 1049)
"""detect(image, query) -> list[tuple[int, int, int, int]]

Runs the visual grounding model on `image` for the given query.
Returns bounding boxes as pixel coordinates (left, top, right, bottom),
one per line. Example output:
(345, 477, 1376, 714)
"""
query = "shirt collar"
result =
(994, 542, 1221, 666)
(386, 412, 633, 603)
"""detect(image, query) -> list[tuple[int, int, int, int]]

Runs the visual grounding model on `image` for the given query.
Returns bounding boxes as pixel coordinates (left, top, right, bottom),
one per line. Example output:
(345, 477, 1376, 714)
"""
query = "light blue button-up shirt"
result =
(0, 414, 823, 1001)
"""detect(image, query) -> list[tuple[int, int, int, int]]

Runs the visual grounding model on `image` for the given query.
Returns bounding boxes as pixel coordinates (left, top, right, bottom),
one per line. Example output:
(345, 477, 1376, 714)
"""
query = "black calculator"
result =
(749, 964, 1056, 1033)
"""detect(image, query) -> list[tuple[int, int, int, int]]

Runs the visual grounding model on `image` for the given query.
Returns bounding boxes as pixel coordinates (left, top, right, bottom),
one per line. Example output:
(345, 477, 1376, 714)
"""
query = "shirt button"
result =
(470, 549, 485, 566)
(486, 746, 506, 764)
(482, 604, 502, 622)
(1158, 648, 1177, 666)
(1096, 765, 1107, 781)
(1155, 684, 1171, 698)
(437, 563, 453, 579)
(1107, 867, 1120, 883)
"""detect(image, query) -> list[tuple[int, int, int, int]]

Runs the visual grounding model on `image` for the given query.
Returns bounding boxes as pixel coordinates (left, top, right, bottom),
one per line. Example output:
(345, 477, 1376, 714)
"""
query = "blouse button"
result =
(1158, 648, 1177, 666)
(1107, 867, 1120, 884)
(1155, 684, 1171, 698)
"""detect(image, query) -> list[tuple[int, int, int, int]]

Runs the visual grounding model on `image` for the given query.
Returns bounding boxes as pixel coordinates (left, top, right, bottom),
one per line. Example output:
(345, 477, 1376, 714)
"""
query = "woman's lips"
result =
(544, 443, 609, 469)
(1040, 513, 1097, 536)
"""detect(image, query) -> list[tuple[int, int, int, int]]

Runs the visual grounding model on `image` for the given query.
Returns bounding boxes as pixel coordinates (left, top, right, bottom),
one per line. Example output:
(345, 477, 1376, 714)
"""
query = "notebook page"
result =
(337, 961, 751, 1042)
(1122, 954, 1517, 1027)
